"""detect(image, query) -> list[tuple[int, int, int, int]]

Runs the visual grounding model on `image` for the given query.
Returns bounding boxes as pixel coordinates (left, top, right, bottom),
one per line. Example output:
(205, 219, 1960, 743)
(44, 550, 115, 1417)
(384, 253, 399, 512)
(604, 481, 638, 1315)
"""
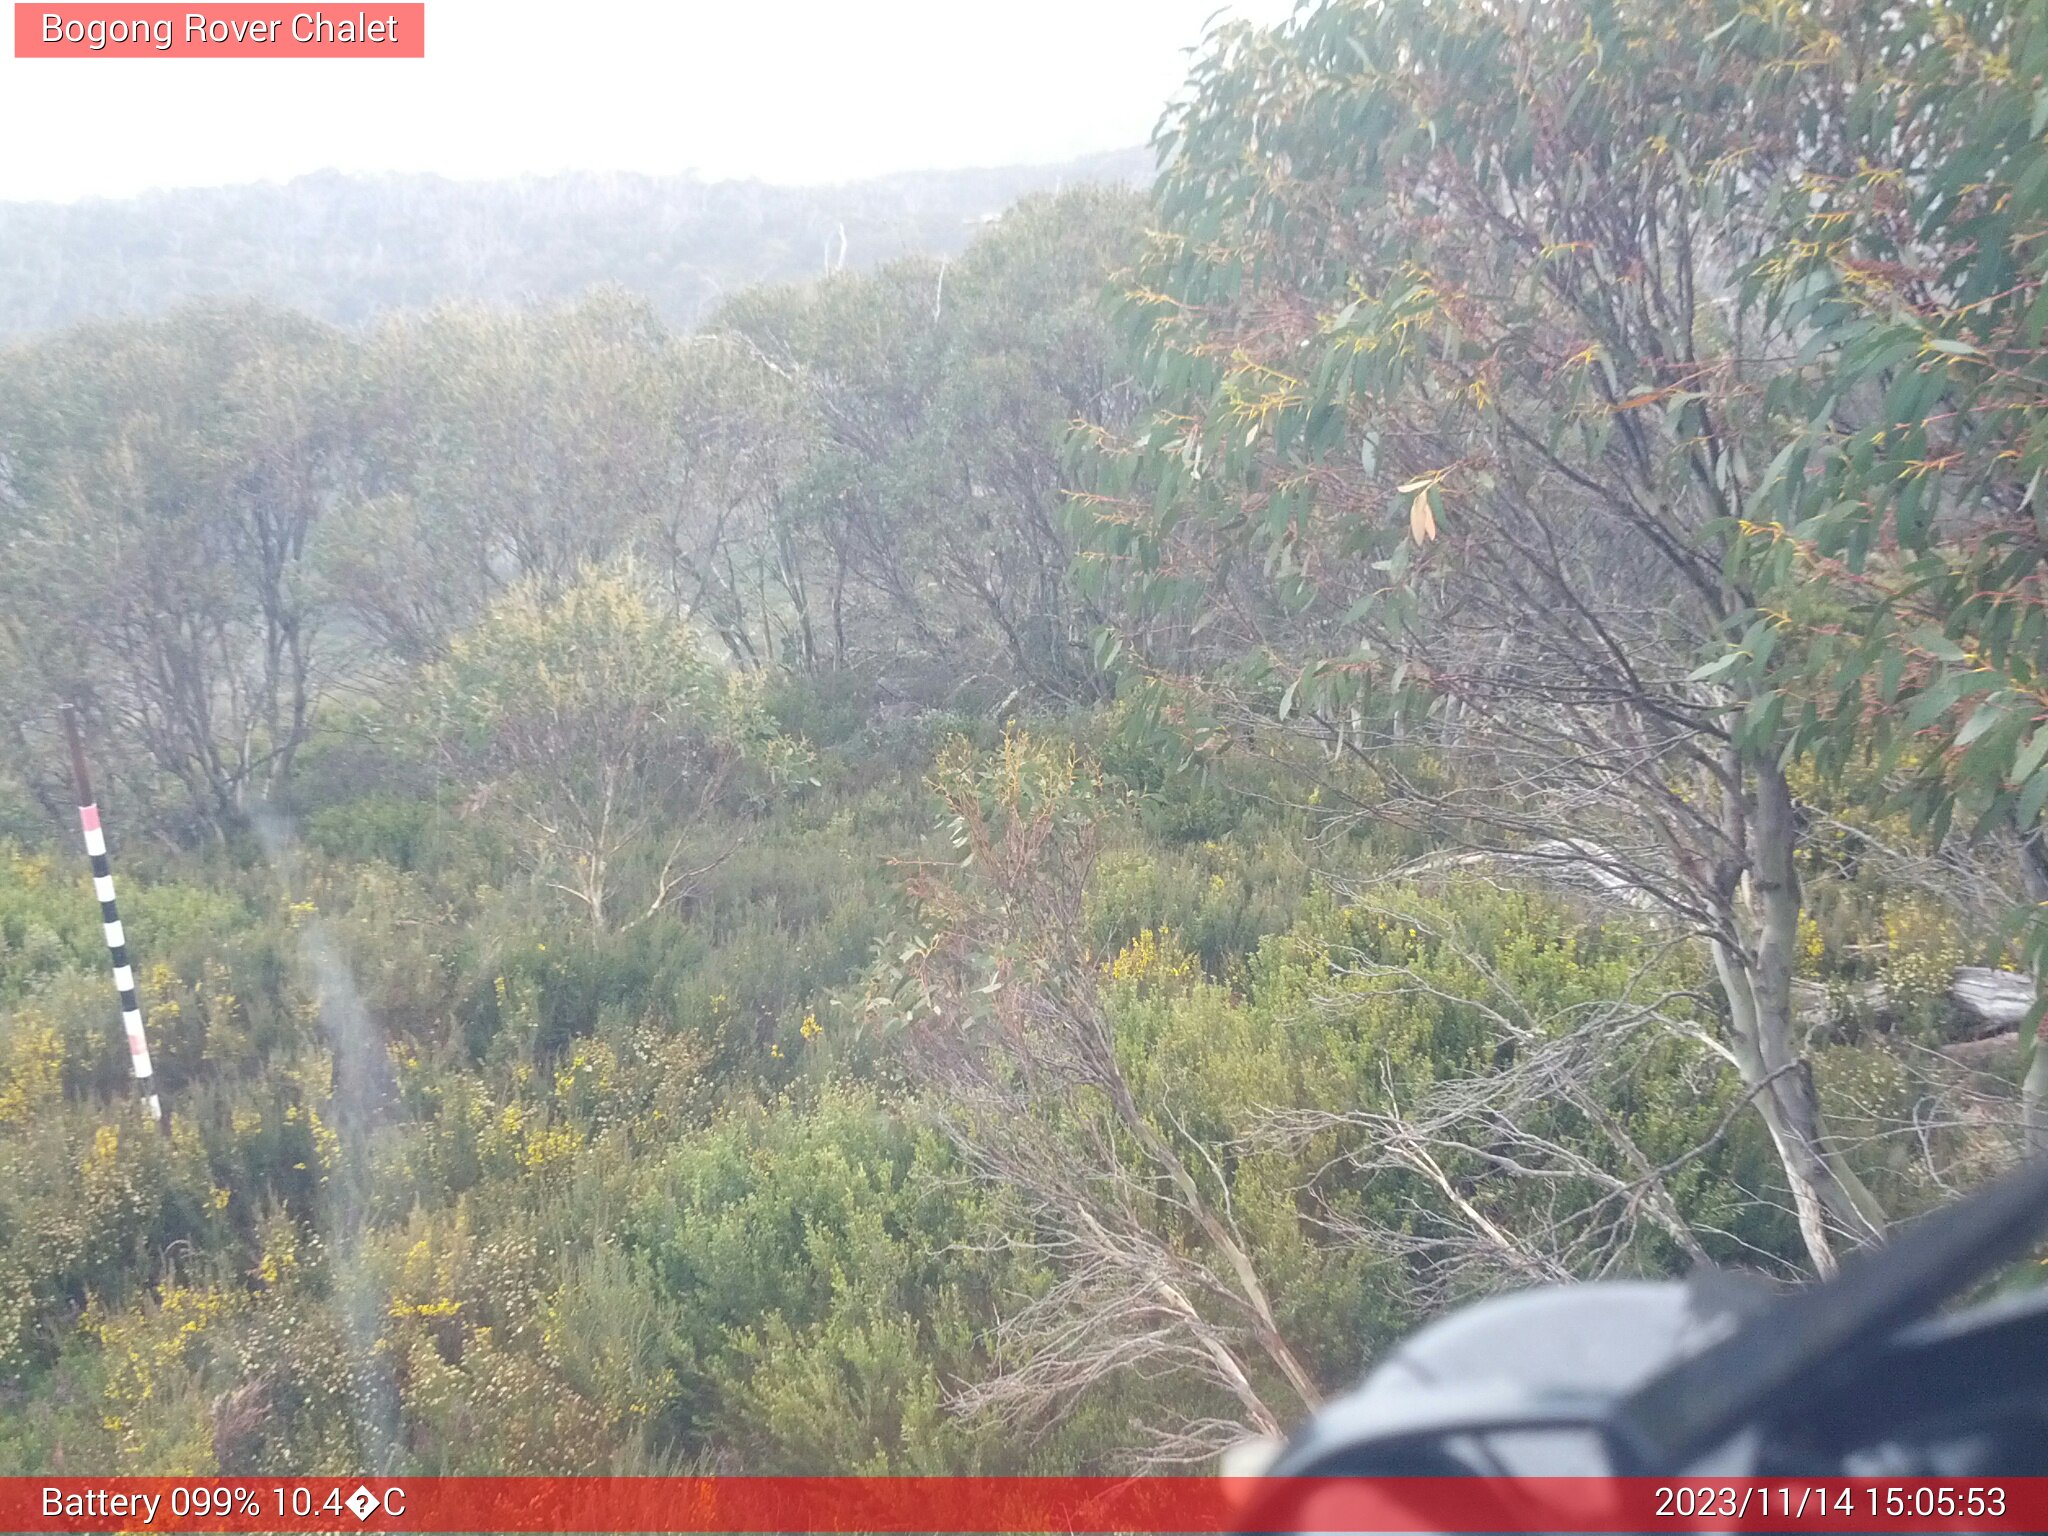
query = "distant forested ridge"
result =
(0, 148, 1151, 338)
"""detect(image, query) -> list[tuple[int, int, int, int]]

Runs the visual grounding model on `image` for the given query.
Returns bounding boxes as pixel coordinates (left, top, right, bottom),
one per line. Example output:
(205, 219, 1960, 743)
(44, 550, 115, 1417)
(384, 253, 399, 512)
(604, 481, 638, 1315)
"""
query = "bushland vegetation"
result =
(1, 0, 2045, 1474)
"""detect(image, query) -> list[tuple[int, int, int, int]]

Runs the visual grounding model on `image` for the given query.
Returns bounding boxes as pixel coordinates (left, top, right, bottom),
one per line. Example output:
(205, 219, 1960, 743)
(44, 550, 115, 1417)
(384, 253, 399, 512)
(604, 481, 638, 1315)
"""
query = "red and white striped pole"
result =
(60, 706, 164, 1129)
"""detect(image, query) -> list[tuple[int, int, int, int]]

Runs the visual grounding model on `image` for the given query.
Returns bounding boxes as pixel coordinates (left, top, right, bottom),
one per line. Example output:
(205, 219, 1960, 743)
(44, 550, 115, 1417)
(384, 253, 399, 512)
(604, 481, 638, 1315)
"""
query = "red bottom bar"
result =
(7, 1476, 2045, 1533)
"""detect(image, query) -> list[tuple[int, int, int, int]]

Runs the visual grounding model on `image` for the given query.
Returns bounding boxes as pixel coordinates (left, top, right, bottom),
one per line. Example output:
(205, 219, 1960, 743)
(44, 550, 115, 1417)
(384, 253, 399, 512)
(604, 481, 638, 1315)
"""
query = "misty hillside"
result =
(0, 147, 1152, 338)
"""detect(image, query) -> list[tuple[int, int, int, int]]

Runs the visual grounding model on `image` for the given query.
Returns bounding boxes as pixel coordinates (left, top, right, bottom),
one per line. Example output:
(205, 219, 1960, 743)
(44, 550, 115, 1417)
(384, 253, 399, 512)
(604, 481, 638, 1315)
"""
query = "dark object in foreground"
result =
(1257, 1156, 2048, 1506)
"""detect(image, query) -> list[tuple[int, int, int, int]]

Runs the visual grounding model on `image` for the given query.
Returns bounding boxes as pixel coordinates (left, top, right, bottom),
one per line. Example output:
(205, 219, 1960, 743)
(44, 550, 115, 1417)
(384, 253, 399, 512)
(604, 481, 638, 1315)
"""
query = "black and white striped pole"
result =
(60, 706, 164, 1130)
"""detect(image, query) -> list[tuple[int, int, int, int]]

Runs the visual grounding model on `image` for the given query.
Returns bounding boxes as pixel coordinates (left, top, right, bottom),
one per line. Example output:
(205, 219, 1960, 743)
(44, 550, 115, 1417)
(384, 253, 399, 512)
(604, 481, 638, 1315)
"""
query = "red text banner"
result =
(5, 1476, 2047, 1533)
(14, 5, 425, 57)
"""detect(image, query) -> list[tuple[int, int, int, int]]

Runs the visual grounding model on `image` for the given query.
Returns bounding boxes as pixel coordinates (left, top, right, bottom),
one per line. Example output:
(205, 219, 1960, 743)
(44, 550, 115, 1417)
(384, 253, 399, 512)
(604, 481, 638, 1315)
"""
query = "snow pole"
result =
(60, 706, 164, 1130)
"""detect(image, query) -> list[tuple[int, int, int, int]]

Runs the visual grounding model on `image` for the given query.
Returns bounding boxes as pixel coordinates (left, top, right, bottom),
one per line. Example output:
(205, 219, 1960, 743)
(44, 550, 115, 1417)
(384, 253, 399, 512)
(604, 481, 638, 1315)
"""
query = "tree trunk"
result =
(1715, 756, 1886, 1275)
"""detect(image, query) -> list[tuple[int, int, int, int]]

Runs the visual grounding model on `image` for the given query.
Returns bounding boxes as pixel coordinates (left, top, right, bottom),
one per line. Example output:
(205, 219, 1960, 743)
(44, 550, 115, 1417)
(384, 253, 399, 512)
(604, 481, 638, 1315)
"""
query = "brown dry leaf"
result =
(1409, 487, 1438, 543)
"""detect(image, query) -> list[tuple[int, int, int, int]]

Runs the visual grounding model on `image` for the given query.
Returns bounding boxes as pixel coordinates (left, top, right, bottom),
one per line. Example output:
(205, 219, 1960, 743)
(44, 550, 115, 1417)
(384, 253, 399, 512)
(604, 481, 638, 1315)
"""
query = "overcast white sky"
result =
(0, 0, 1300, 202)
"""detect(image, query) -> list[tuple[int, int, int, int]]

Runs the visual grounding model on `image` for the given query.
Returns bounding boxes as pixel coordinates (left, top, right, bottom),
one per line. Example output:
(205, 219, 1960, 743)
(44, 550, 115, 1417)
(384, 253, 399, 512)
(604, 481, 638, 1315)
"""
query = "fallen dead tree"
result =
(1403, 845, 2037, 1049)
(1791, 966, 2036, 1045)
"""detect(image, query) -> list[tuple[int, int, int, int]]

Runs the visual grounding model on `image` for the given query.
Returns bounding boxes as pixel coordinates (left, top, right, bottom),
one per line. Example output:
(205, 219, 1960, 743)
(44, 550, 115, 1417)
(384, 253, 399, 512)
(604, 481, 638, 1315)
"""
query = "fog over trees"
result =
(0, 148, 1150, 339)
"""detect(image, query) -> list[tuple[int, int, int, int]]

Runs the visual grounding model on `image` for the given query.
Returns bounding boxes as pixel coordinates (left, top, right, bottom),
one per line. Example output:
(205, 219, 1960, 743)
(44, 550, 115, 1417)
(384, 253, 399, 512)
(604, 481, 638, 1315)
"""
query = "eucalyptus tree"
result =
(424, 567, 802, 933)
(1071, 0, 1912, 1272)
(699, 188, 1145, 691)
(1715, 0, 2048, 1146)
(639, 331, 817, 671)
(0, 304, 354, 837)
(322, 290, 688, 662)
